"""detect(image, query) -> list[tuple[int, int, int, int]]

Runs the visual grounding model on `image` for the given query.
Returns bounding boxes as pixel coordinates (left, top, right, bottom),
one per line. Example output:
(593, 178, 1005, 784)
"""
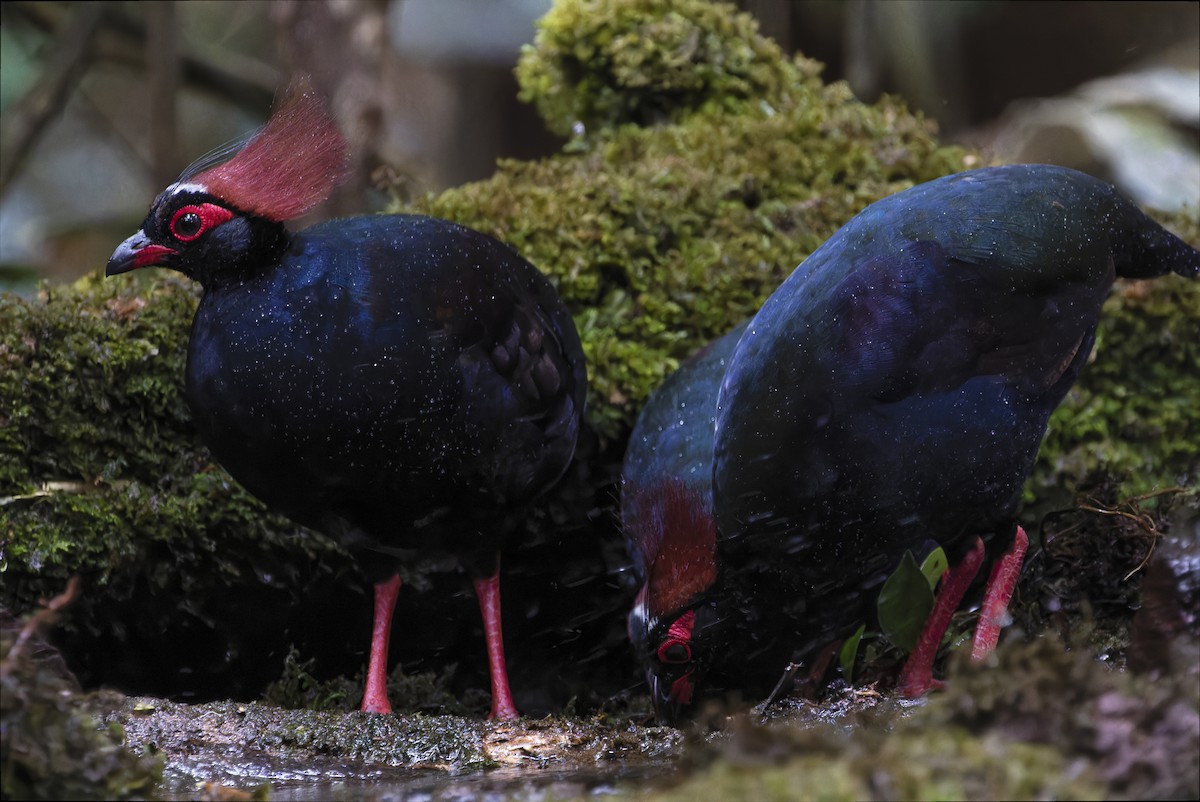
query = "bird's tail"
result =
(1115, 206, 1200, 280)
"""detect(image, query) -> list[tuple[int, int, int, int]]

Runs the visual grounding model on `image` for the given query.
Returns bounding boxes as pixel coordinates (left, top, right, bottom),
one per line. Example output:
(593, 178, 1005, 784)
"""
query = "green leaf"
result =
(878, 550, 936, 653)
(920, 547, 948, 590)
(839, 623, 866, 681)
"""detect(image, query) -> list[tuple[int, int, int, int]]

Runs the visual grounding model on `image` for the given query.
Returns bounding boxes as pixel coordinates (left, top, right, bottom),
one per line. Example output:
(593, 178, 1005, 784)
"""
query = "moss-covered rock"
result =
(637, 726, 1105, 802)
(262, 645, 492, 716)
(626, 628, 1197, 802)
(515, 0, 817, 136)
(0, 276, 197, 490)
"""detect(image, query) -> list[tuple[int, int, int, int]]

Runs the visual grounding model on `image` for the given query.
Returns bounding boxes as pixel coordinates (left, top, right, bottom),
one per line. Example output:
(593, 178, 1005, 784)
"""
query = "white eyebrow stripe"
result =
(165, 182, 208, 197)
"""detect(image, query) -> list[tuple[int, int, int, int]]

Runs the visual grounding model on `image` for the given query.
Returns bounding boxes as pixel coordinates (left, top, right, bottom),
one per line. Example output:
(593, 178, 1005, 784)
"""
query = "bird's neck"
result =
(191, 219, 291, 290)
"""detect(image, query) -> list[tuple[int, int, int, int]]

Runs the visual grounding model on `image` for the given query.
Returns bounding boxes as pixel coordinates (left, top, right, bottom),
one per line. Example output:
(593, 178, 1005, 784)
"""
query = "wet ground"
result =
(107, 694, 689, 801)
(104, 687, 895, 801)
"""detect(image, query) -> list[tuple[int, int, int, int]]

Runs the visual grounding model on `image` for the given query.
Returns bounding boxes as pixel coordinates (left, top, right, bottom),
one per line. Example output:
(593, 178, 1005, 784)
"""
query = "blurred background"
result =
(2, 0, 1197, 292)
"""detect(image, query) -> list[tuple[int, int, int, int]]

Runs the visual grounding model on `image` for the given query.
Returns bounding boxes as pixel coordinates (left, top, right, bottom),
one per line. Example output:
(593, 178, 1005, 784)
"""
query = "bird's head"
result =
(629, 587, 727, 724)
(107, 78, 349, 286)
(625, 478, 723, 723)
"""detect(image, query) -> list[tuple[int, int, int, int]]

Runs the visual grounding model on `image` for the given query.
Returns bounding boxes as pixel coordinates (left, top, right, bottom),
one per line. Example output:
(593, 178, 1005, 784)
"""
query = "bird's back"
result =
(713, 164, 1198, 603)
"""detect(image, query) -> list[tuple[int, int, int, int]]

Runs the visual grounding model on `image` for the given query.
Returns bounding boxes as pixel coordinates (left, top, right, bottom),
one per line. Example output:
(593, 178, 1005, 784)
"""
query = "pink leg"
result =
(896, 537, 985, 697)
(971, 525, 1028, 661)
(473, 565, 519, 721)
(361, 574, 402, 714)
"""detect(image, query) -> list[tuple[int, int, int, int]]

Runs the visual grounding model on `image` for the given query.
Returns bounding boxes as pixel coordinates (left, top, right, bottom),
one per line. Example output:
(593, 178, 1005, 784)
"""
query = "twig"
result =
(1, 576, 82, 672)
(757, 661, 801, 713)
(1077, 486, 1184, 581)
(0, 480, 94, 507)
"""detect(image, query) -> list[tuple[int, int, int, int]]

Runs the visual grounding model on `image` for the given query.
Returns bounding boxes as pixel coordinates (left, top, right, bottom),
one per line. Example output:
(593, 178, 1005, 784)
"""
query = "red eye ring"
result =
(657, 638, 691, 664)
(170, 203, 234, 243)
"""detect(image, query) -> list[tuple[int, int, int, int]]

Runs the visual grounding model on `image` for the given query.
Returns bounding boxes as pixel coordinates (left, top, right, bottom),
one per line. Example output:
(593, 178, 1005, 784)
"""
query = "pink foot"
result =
(971, 525, 1028, 661)
(896, 537, 985, 697)
(473, 565, 519, 720)
(361, 574, 402, 714)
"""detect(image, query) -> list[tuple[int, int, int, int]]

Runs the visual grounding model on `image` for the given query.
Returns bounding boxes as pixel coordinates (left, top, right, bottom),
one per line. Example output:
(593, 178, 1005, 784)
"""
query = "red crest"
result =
(193, 78, 350, 221)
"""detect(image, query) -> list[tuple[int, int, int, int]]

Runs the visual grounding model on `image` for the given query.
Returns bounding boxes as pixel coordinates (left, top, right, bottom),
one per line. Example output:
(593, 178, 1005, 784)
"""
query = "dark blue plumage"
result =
(625, 164, 1198, 720)
(107, 84, 586, 720)
(184, 215, 582, 560)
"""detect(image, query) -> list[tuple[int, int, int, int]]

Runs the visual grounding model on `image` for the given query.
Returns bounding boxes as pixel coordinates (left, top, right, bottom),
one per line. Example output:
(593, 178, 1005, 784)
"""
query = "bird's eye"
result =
(169, 203, 234, 243)
(657, 639, 691, 664)
(173, 212, 202, 239)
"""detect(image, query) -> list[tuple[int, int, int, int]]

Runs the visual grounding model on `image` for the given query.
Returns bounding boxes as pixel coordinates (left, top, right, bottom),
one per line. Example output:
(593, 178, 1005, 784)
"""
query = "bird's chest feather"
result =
(181, 266, 475, 527)
(188, 274, 447, 441)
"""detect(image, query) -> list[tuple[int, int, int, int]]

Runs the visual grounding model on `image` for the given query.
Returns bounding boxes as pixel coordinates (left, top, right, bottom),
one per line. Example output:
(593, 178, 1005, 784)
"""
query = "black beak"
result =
(107, 231, 174, 276)
(650, 674, 686, 725)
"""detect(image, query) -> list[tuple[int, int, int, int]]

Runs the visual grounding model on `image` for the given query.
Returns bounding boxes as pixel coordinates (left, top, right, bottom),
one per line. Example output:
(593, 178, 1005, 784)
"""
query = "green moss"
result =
(0, 593, 164, 800)
(1, 276, 356, 707)
(515, 0, 821, 137)
(262, 646, 360, 712)
(634, 729, 1102, 802)
(237, 703, 493, 770)
(930, 632, 1199, 800)
(0, 275, 198, 492)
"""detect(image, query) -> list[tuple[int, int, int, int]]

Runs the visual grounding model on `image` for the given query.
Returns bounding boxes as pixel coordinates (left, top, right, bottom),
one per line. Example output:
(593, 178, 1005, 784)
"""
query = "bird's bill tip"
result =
(106, 231, 176, 276)
(650, 674, 691, 725)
